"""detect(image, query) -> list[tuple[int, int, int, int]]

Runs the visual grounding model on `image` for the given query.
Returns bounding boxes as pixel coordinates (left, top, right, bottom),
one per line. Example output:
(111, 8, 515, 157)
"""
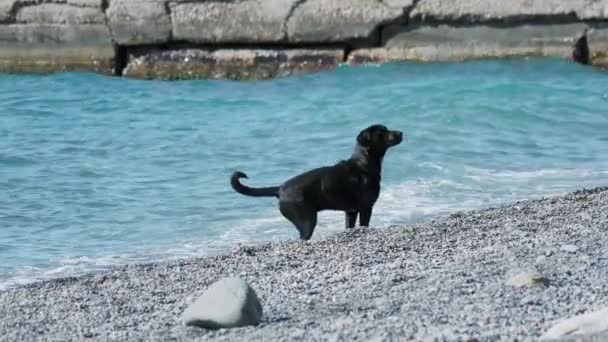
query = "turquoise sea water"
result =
(1, 59, 607, 289)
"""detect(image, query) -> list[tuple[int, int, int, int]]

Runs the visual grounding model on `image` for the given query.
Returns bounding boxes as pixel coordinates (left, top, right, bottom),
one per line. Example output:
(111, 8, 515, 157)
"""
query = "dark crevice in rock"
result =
(114, 44, 128, 76)
(152, 41, 348, 51)
(409, 13, 582, 27)
(374, 14, 409, 49)
(348, 30, 384, 51)
(100, 0, 120, 75)
(164, 1, 173, 42)
(343, 46, 353, 63)
(122, 43, 349, 62)
(373, 0, 421, 50)
(402, 0, 422, 16)
(282, 0, 308, 41)
(100, 0, 112, 42)
(580, 18, 608, 24)
(572, 28, 590, 65)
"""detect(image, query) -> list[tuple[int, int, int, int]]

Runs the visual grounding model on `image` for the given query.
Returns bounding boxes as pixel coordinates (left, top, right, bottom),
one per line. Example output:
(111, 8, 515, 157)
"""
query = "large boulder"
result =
(410, 0, 608, 22)
(347, 23, 587, 64)
(16, 3, 105, 24)
(286, 0, 404, 43)
(123, 47, 344, 80)
(123, 48, 344, 80)
(182, 277, 263, 329)
(171, 0, 293, 44)
(106, 0, 172, 45)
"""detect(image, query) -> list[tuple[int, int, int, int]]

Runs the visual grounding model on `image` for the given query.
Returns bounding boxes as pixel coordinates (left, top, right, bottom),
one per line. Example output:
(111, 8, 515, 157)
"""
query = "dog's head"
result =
(356, 124, 403, 152)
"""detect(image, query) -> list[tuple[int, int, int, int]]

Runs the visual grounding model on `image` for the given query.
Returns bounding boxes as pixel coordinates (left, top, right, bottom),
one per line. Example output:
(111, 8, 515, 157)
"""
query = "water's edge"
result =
(2, 186, 602, 292)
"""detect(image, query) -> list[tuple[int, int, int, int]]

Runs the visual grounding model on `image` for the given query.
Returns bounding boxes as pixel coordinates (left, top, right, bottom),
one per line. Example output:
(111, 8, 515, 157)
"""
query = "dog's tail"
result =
(231, 171, 279, 198)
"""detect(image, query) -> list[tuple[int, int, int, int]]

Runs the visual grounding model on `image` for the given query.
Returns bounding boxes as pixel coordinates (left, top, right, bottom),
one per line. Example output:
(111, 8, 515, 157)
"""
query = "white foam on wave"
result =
(1, 256, 121, 290)
(2, 166, 607, 290)
(190, 166, 608, 244)
(463, 166, 608, 196)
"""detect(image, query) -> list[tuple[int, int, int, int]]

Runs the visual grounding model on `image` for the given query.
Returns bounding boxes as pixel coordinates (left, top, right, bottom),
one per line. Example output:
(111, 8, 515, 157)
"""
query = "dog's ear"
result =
(357, 129, 371, 146)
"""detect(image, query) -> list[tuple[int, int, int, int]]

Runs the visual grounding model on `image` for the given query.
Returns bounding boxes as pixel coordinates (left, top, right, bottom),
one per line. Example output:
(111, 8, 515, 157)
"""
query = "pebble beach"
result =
(1, 186, 607, 341)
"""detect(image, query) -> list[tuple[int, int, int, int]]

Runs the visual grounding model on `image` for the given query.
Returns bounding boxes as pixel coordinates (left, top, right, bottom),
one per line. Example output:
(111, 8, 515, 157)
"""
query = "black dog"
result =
(230, 124, 403, 240)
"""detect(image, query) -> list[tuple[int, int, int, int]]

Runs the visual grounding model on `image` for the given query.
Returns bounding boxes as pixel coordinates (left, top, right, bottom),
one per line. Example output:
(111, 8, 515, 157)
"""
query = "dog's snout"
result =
(389, 130, 403, 144)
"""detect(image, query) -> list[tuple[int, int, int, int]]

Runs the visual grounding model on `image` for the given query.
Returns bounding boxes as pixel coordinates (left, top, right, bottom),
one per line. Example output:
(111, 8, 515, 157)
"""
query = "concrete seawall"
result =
(1, 0, 607, 80)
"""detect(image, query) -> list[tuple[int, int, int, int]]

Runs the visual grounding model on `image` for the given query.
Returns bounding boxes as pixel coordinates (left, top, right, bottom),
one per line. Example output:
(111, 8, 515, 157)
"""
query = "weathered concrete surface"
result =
(171, 0, 293, 44)
(123, 48, 345, 80)
(589, 25, 608, 69)
(0, 1, 113, 73)
(1, 0, 105, 23)
(0, 0, 608, 78)
(381, 0, 416, 9)
(286, 0, 404, 43)
(16, 4, 105, 24)
(0, 23, 114, 73)
(67, 0, 103, 8)
(578, 1, 608, 19)
(106, 0, 171, 45)
(410, 0, 608, 22)
(347, 23, 588, 63)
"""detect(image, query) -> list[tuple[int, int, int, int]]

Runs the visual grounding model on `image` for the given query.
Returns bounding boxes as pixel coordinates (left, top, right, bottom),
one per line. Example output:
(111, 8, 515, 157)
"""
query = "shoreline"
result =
(1, 0, 607, 80)
(1, 186, 607, 340)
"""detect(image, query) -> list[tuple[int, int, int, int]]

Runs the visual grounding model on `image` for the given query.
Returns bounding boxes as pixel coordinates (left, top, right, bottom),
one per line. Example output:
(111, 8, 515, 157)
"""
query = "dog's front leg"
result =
(359, 207, 373, 227)
(345, 211, 358, 229)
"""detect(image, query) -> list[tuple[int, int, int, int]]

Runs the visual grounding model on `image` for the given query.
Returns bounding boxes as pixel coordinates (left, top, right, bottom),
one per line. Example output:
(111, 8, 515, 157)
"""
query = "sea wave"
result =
(3, 166, 606, 290)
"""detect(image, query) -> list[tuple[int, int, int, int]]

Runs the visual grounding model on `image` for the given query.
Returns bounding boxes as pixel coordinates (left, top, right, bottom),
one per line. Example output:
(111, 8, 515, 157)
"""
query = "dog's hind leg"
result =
(359, 206, 373, 227)
(345, 211, 357, 229)
(279, 202, 318, 241)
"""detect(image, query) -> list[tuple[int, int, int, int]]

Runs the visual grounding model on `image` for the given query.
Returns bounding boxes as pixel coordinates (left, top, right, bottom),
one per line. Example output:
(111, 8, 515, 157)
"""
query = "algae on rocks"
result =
(122, 48, 345, 81)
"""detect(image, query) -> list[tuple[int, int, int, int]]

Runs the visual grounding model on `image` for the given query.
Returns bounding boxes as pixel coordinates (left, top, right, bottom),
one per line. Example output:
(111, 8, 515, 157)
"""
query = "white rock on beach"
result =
(182, 277, 263, 329)
(541, 307, 608, 340)
(561, 244, 579, 253)
(505, 271, 550, 288)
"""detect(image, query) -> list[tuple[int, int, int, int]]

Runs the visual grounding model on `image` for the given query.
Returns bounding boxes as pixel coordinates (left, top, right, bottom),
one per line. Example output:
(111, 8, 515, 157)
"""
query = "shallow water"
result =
(1, 58, 607, 288)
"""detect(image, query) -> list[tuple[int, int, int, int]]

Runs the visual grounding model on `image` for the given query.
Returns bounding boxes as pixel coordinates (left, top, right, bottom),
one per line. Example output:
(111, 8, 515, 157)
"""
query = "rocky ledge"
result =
(0, 0, 608, 79)
(1, 186, 607, 340)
